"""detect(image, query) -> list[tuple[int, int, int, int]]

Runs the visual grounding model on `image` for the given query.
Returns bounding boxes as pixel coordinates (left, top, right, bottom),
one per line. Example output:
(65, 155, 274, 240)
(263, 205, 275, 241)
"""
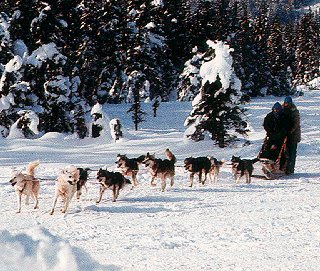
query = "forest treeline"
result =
(0, 0, 319, 138)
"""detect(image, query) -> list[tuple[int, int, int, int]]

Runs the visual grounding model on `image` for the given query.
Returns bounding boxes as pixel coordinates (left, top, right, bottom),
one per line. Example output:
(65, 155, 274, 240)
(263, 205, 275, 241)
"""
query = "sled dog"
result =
(208, 156, 224, 183)
(96, 168, 131, 203)
(116, 154, 140, 188)
(49, 165, 80, 215)
(76, 167, 90, 200)
(143, 152, 176, 192)
(9, 160, 40, 213)
(184, 156, 211, 187)
(231, 156, 259, 184)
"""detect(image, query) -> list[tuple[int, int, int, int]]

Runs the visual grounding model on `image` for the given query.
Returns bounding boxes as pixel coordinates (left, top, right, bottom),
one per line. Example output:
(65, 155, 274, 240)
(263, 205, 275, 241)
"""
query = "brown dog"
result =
(143, 152, 176, 192)
(10, 160, 40, 213)
(116, 154, 139, 189)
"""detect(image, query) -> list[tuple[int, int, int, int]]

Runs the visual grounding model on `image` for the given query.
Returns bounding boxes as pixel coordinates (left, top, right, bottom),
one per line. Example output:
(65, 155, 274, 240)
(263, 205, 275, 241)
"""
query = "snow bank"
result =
(0, 226, 106, 271)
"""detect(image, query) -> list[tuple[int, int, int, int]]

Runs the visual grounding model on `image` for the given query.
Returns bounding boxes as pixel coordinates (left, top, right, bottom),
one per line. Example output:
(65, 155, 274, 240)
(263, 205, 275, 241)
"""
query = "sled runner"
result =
(256, 137, 288, 180)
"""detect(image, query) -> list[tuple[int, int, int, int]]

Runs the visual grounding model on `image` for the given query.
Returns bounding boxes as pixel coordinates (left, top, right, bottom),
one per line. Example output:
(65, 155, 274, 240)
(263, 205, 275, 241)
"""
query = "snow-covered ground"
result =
(1, 91, 320, 271)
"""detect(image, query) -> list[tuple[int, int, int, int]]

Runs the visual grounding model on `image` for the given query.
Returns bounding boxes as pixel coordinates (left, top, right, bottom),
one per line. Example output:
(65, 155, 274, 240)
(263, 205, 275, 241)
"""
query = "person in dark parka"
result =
(260, 102, 287, 162)
(282, 96, 301, 174)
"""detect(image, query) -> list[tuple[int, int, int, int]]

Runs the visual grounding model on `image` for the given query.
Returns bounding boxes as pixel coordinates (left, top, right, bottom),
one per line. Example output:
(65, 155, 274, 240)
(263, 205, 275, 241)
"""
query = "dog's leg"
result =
(112, 185, 117, 202)
(202, 171, 207, 185)
(214, 173, 218, 183)
(133, 172, 138, 187)
(189, 173, 194, 187)
(199, 171, 203, 184)
(76, 183, 82, 200)
(62, 196, 72, 213)
(76, 190, 81, 200)
(25, 194, 30, 206)
(34, 197, 39, 209)
(161, 176, 166, 192)
(32, 192, 39, 209)
(170, 175, 174, 187)
(32, 182, 39, 209)
(115, 186, 120, 200)
(208, 170, 213, 184)
(246, 172, 252, 184)
(235, 173, 241, 184)
(96, 186, 106, 204)
(150, 176, 156, 186)
(16, 193, 22, 213)
(49, 195, 58, 215)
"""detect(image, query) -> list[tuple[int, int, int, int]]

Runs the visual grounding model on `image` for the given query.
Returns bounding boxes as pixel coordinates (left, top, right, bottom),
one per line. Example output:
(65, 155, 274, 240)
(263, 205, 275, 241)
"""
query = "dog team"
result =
(9, 149, 260, 214)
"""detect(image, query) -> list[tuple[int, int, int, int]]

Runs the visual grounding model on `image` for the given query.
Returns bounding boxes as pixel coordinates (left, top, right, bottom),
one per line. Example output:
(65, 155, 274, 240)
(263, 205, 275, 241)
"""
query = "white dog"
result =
(49, 165, 80, 215)
(10, 160, 40, 213)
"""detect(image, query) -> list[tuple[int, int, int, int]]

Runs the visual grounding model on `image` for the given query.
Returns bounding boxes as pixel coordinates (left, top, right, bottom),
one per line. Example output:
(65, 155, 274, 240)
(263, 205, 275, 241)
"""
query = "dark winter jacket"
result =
(263, 110, 287, 143)
(283, 104, 301, 143)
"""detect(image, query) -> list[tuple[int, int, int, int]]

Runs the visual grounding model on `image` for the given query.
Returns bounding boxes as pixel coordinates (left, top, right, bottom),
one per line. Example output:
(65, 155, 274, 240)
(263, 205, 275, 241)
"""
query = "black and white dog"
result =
(96, 168, 131, 203)
(116, 154, 143, 188)
(184, 156, 211, 187)
(76, 167, 90, 200)
(231, 156, 259, 184)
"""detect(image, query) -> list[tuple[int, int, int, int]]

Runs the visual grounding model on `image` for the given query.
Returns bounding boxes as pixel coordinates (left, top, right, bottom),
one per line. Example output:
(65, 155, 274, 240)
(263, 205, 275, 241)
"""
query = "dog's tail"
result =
(165, 148, 177, 164)
(216, 159, 225, 166)
(26, 160, 40, 176)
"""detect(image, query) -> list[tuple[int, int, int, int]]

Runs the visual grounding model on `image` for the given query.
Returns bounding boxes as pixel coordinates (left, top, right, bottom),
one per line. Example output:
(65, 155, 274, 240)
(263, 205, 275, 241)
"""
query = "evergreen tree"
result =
(185, 41, 249, 147)
(76, 0, 104, 104)
(265, 18, 291, 95)
(177, 46, 203, 101)
(127, 71, 146, 130)
(212, 0, 234, 41)
(251, 6, 274, 95)
(95, 0, 127, 103)
(232, 8, 263, 97)
(293, 11, 320, 85)
(0, 12, 13, 70)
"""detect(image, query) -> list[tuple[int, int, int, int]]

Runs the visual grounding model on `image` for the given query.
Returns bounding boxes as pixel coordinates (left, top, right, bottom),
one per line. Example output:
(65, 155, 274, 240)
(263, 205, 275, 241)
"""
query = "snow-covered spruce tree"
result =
(9, 0, 39, 51)
(127, 71, 146, 131)
(0, 12, 13, 70)
(89, 102, 110, 138)
(76, 0, 105, 104)
(123, 0, 173, 102)
(94, 0, 127, 103)
(184, 41, 249, 148)
(7, 110, 39, 139)
(177, 46, 204, 101)
(0, 54, 28, 137)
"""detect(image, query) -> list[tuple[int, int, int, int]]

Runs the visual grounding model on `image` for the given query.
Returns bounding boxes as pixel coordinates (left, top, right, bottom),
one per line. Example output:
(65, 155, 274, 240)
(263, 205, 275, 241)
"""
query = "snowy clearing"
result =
(1, 91, 320, 271)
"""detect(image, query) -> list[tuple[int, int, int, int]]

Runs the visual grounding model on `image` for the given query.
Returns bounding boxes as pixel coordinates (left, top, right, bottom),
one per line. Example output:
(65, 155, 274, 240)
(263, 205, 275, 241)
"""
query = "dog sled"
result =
(256, 136, 288, 180)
